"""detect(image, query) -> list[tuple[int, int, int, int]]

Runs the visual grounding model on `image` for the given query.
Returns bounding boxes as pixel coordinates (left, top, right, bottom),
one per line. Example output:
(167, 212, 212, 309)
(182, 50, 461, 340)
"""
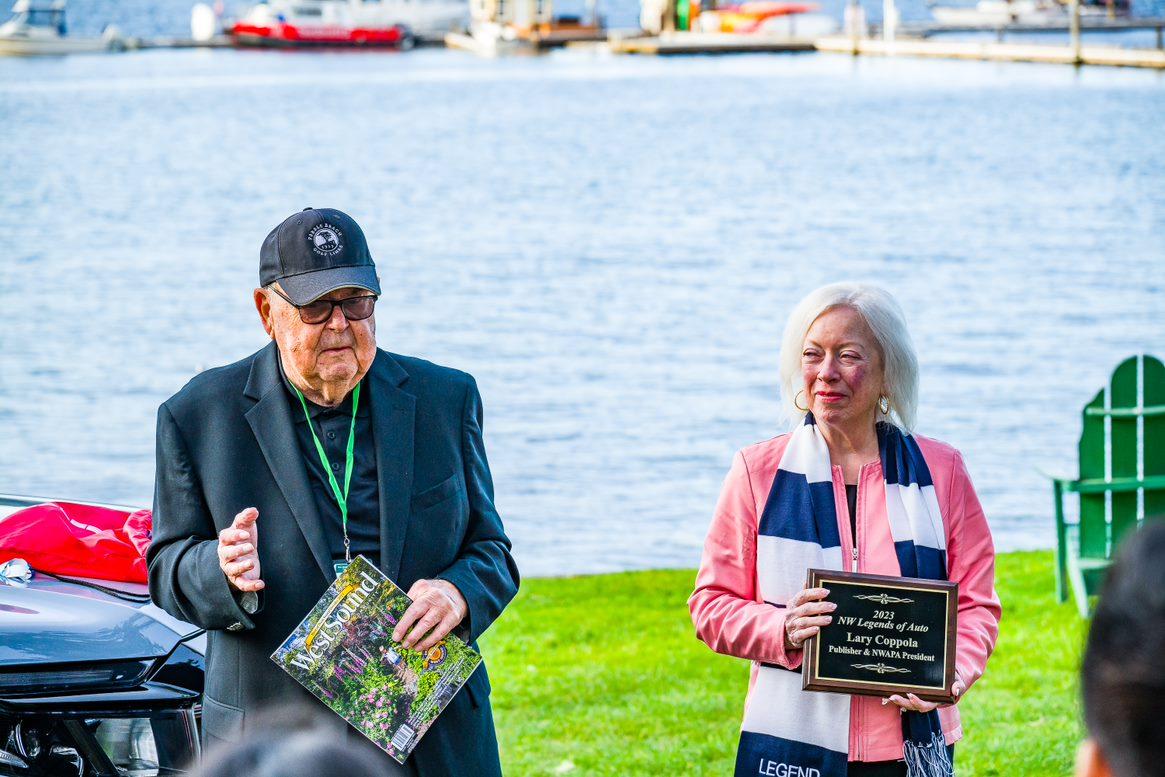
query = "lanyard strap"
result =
(291, 381, 361, 563)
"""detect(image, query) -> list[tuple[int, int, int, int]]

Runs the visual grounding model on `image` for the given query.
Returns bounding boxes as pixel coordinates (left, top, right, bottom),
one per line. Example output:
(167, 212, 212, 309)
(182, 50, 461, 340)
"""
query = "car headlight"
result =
(0, 708, 199, 776)
(0, 661, 154, 697)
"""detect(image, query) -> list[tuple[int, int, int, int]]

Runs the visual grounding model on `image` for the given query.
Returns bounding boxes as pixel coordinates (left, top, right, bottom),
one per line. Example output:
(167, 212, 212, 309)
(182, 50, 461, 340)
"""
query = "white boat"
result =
(929, 0, 1117, 25)
(0, 0, 122, 55)
(226, 0, 468, 45)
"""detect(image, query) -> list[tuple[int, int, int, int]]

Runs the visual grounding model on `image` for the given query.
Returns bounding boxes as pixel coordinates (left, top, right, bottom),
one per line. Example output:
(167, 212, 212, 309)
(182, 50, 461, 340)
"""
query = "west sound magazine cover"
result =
(271, 555, 482, 762)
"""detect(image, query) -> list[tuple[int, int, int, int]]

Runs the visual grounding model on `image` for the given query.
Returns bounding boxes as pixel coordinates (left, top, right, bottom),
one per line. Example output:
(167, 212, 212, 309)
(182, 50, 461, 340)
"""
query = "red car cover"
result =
(0, 502, 152, 584)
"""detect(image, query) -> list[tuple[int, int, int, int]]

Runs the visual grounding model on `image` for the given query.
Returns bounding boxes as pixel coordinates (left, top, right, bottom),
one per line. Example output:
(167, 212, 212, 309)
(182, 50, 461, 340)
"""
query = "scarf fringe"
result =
(903, 730, 955, 777)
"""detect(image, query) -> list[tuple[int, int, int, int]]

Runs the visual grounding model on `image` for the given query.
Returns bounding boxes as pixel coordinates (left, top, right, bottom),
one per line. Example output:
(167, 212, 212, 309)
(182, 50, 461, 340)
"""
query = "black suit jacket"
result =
(147, 342, 519, 777)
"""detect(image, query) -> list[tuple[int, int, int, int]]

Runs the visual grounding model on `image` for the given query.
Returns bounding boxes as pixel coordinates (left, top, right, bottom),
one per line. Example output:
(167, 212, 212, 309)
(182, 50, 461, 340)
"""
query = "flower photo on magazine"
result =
(271, 555, 483, 763)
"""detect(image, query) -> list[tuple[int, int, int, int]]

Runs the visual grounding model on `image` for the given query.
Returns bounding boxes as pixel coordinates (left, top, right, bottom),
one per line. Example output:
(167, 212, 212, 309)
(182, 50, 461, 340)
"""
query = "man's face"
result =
(255, 285, 377, 395)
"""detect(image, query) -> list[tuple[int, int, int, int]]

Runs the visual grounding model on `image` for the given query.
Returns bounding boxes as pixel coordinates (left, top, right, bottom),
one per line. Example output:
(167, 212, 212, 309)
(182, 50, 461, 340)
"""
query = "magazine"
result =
(270, 554, 482, 763)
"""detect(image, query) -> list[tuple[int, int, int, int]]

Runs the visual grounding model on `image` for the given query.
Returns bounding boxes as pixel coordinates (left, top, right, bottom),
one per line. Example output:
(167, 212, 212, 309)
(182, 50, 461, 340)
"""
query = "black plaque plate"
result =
(801, 569, 958, 703)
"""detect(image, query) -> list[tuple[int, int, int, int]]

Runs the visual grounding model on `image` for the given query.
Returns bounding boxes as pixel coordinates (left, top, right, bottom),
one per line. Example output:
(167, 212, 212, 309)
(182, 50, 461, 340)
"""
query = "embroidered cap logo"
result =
(308, 224, 344, 257)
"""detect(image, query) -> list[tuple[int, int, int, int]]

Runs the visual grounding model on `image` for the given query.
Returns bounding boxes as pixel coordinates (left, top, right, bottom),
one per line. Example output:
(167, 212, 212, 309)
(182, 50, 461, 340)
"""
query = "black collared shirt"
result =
(279, 360, 380, 565)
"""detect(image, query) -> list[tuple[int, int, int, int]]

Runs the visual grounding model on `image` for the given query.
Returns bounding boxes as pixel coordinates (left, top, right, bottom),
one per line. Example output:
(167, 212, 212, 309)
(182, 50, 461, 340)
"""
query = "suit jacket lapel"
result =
(244, 342, 334, 583)
(368, 351, 415, 581)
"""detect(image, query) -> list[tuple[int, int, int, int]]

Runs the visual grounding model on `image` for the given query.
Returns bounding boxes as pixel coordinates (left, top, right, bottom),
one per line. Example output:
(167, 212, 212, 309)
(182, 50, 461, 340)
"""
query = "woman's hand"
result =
(783, 586, 836, 650)
(883, 678, 965, 712)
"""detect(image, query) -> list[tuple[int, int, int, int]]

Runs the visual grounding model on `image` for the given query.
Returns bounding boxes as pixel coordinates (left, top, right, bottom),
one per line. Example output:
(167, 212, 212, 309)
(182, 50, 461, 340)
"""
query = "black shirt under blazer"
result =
(147, 342, 520, 777)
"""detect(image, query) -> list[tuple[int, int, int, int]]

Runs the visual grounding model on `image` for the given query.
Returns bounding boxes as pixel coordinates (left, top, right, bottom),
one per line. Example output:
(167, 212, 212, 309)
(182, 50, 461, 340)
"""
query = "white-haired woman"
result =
(689, 283, 1001, 777)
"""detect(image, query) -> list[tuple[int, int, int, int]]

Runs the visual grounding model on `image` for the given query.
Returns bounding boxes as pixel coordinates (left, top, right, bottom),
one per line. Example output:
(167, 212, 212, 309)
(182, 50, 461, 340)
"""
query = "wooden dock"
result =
(603, 20, 1165, 65)
(608, 31, 816, 54)
(815, 34, 1165, 67)
(124, 35, 233, 49)
(895, 16, 1165, 49)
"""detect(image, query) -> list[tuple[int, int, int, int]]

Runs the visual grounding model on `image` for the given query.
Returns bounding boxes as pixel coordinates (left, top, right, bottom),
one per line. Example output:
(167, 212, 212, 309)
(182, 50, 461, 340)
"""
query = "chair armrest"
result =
(1062, 474, 1165, 494)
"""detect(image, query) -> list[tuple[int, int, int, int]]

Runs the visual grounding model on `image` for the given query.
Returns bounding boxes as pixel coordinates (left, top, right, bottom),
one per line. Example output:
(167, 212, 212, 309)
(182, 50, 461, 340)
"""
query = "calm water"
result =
(1, 48, 1163, 576)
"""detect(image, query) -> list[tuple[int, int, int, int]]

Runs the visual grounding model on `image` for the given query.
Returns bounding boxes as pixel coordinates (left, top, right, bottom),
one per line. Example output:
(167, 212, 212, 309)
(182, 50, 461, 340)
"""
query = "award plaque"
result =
(801, 569, 958, 703)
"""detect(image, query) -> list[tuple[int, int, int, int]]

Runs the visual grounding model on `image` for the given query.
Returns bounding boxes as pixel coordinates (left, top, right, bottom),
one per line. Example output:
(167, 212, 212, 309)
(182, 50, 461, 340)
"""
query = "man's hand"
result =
(218, 507, 264, 593)
(392, 579, 468, 652)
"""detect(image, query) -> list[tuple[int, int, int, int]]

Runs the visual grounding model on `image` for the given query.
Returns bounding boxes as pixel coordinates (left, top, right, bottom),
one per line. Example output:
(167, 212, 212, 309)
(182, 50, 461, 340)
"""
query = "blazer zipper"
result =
(851, 463, 866, 573)
(850, 465, 861, 762)
(837, 462, 862, 762)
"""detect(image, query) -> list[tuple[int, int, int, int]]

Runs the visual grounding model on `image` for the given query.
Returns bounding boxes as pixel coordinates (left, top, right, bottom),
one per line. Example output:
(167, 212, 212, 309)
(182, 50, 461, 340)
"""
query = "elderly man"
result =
(147, 207, 519, 777)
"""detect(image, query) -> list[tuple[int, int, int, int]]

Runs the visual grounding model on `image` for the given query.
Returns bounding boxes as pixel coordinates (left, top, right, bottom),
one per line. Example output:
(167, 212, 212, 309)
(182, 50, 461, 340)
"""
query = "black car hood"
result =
(0, 577, 194, 667)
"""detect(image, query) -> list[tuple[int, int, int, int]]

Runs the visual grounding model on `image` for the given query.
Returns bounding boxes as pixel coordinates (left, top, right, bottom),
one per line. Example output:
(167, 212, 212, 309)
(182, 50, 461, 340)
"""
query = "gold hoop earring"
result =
(878, 395, 891, 415)
(794, 390, 810, 413)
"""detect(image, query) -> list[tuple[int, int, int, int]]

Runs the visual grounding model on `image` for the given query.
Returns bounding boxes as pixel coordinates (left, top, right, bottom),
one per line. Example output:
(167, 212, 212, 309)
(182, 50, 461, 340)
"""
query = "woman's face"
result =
(800, 306, 885, 431)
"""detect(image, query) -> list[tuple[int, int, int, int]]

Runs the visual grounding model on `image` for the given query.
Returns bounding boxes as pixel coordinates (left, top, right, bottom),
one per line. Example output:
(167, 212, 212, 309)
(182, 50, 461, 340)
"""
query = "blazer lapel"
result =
(368, 351, 415, 581)
(244, 343, 334, 583)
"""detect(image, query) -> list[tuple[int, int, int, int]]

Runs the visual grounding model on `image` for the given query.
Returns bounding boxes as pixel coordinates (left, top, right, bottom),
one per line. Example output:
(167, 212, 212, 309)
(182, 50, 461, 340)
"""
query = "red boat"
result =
(229, 19, 412, 46)
(226, 0, 422, 47)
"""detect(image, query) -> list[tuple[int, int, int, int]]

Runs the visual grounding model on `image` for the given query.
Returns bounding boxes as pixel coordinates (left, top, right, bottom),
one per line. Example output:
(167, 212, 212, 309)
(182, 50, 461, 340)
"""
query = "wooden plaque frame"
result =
(801, 568, 958, 704)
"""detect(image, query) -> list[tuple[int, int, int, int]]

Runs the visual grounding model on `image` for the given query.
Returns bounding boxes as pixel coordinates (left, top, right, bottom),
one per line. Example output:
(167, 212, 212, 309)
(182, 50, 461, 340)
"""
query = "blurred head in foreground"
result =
(1078, 520, 1165, 777)
(191, 706, 385, 777)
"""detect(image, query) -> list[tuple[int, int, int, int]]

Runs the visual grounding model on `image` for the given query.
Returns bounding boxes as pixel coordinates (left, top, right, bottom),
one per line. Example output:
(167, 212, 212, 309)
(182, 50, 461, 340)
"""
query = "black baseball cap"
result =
(259, 207, 381, 306)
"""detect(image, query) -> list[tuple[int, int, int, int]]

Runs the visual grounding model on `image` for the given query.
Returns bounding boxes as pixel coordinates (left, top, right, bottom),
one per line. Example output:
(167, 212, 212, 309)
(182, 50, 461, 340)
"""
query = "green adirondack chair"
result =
(1050, 354, 1165, 617)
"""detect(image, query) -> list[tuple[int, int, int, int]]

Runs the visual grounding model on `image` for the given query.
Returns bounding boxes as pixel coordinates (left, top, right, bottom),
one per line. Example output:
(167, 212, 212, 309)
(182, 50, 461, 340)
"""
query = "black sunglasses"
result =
(268, 286, 377, 325)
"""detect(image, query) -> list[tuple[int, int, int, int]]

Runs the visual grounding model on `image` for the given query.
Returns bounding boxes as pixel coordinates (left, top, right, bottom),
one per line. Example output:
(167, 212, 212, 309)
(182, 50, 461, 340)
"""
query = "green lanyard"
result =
(291, 381, 361, 567)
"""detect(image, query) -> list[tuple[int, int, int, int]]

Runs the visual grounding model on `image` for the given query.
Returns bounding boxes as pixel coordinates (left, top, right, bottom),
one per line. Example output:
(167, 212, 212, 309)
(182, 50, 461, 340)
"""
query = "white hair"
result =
(778, 282, 919, 432)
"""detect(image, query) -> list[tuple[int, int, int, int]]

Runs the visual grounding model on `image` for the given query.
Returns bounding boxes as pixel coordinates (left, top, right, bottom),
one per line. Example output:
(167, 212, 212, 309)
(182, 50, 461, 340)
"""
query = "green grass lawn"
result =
(480, 550, 1087, 776)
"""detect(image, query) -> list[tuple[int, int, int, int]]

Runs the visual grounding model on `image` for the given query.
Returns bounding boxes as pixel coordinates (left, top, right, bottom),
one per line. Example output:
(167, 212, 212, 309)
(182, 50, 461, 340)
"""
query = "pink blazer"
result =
(689, 433, 1001, 763)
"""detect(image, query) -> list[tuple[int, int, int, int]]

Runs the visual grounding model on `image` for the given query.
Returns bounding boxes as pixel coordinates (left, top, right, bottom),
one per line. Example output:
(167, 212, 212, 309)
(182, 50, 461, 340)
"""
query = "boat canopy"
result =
(11, 0, 67, 12)
(9, 0, 66, 31)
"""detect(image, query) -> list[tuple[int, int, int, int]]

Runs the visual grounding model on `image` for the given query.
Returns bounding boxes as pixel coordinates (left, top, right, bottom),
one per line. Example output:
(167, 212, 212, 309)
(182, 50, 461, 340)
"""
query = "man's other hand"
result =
(393, 579, 468, 652)
(218, 507, 264, 593)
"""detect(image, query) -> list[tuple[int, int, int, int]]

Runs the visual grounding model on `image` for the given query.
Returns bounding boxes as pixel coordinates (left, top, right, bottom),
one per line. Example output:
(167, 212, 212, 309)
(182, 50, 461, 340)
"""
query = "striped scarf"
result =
(735, 415, 954, 777)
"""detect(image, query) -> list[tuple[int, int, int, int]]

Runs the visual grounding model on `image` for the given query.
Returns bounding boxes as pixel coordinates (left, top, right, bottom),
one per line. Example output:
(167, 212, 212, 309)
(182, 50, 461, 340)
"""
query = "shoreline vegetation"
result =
(481, 551, 1085, 776)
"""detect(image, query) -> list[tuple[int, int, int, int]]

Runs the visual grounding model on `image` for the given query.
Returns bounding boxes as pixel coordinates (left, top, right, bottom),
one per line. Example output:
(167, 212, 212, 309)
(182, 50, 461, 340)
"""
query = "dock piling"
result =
(1070, 0, 1082, 64)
